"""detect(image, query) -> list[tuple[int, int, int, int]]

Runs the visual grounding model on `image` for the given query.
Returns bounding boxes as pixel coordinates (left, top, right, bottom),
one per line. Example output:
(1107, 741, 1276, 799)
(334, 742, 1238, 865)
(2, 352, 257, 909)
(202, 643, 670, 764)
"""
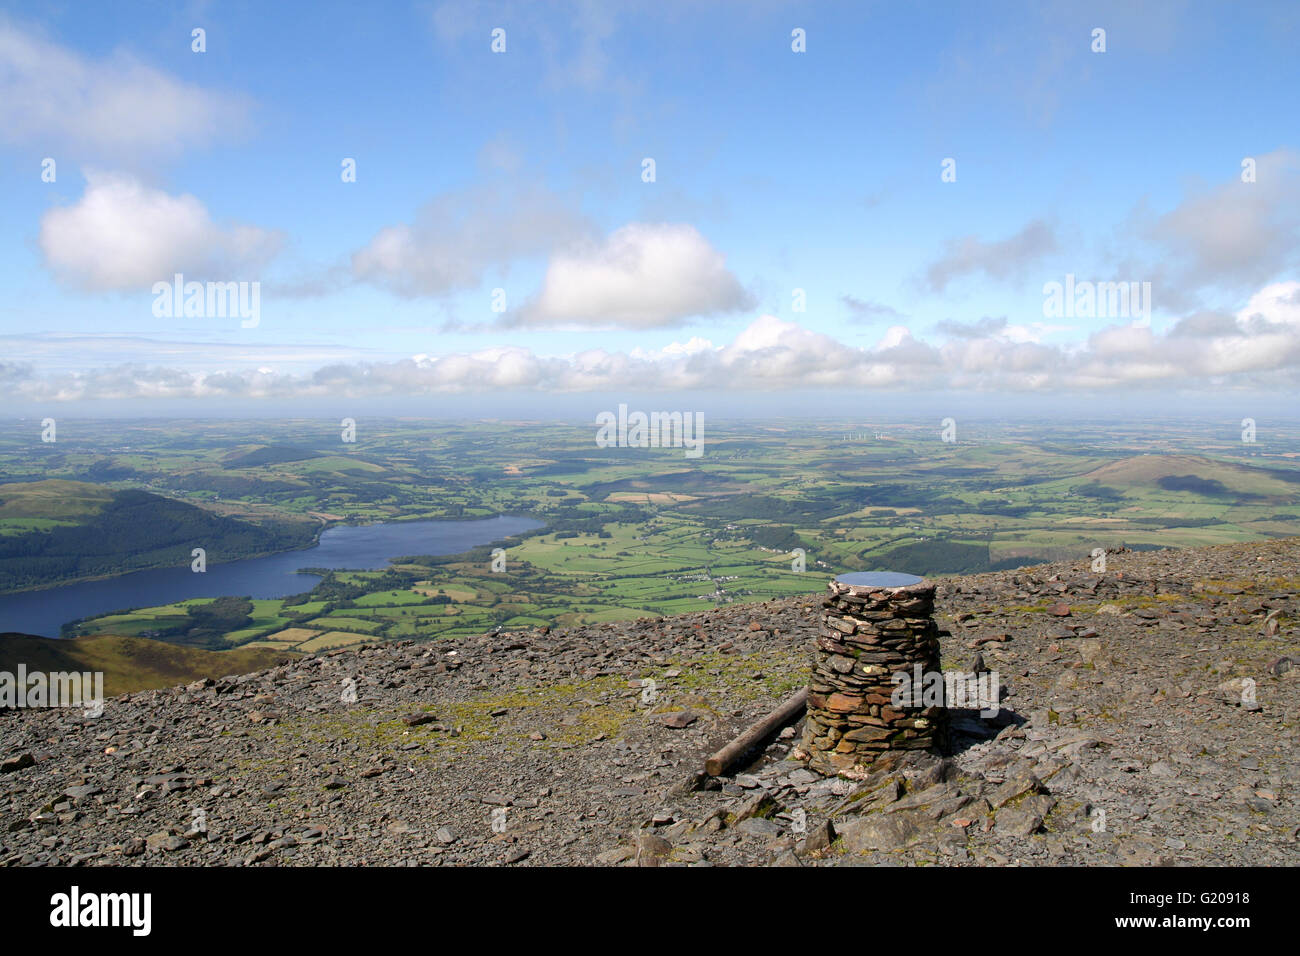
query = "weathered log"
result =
(705, 688, 809, 777)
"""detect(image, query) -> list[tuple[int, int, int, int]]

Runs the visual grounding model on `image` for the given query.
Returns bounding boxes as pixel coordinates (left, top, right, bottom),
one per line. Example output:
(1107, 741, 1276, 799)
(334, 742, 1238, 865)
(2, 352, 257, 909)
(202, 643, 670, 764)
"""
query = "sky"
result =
(0, 0, 1298, 419)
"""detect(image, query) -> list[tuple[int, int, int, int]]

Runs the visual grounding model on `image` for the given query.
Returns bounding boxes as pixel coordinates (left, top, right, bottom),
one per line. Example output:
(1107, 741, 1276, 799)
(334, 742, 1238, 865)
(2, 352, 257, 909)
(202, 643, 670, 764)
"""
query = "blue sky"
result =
(1, 0, 1298, 415)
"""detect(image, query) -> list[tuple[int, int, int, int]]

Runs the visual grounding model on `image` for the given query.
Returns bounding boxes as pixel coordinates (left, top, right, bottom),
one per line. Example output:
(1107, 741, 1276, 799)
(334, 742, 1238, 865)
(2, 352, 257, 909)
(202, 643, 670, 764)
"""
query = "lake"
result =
(0, 515, 543, 638)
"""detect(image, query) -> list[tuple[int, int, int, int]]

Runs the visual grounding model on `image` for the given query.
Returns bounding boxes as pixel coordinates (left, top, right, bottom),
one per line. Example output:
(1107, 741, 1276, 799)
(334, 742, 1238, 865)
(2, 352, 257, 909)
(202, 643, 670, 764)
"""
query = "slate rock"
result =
(658, 710, 700, 729)
(0, 753, 36, 773)
(838, 811, 926, 852)
(636, 833, 673, 867)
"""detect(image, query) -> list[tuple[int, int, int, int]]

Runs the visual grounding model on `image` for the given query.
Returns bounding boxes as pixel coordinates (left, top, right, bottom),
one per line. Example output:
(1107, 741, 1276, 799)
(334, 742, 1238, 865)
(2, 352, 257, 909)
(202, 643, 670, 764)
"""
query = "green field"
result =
(3, 416, 1298, 650)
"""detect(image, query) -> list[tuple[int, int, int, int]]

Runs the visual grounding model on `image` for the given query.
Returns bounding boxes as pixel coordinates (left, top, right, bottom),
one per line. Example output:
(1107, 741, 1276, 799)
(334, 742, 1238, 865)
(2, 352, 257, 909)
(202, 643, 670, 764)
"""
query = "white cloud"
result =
(0, 18, 251, 162)
(426, 0, 629, 94)
(727, 314, 827, 354)
(13, 284, 1300, 402)
(842, 295, 905, 321)
(516, 223, 753, 328)
(1236, 280, 1300, 328)
(629, 336, 717, 360)
(1001, 322, 1072, 344)
(1137, 150, 1300, 296)
(39, 172, 282, 291)
(662, 335, 717, 356)
(873, 325, 912, 350)
(923, 219, 1058, 292)
(352, 184, 591, 297)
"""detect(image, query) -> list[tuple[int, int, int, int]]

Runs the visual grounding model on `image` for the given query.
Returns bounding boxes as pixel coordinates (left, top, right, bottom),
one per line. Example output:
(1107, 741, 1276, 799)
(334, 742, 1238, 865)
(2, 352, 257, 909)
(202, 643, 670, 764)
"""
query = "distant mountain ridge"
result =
(1072, 453, 1300, 498)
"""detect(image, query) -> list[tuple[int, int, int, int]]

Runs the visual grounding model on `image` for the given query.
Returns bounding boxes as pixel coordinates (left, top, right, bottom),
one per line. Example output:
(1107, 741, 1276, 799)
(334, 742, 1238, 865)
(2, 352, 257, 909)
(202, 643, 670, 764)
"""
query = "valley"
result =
(2, 417, 1298, 669)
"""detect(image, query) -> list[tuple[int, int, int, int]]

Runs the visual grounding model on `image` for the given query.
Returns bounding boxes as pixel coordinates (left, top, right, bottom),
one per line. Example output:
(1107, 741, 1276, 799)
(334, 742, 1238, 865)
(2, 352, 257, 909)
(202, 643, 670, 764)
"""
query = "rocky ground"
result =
(2, 538, 1299, 866)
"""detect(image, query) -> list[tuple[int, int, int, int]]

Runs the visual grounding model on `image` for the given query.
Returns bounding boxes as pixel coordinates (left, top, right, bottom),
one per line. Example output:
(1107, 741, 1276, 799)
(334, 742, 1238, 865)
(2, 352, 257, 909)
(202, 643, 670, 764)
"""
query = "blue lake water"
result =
(0, 515, 543, 638)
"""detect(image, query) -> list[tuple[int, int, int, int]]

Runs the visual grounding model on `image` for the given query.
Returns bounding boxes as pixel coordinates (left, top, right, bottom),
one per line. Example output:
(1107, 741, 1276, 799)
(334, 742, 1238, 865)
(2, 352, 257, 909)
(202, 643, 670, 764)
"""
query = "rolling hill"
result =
(0, 480, 317, 592)
(0, 479, 115, 524)
(1058, 454, 1300, 500)
(0, 632, 299, 697)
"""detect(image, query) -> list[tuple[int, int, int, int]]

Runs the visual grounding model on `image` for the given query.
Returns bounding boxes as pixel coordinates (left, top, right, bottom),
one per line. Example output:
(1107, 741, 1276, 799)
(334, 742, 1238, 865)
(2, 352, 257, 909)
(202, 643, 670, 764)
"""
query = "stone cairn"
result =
(801, 573, 948, 775)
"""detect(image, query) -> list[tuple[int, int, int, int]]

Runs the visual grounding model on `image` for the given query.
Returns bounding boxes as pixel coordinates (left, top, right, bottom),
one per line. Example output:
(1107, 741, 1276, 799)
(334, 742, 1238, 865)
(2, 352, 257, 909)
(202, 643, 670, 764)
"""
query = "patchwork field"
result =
(2, 417, 1298, 651)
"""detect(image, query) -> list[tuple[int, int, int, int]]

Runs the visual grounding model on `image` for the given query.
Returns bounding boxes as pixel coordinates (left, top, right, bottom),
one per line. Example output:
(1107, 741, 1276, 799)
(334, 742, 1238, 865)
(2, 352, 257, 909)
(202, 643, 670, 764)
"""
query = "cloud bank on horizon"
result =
(1, 2, 1297, 407)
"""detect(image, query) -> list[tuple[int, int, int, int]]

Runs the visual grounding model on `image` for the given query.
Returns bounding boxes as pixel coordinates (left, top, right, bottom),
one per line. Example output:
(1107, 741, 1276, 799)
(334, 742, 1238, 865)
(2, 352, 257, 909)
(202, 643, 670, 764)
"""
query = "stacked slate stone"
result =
(801, 576, 948, 775)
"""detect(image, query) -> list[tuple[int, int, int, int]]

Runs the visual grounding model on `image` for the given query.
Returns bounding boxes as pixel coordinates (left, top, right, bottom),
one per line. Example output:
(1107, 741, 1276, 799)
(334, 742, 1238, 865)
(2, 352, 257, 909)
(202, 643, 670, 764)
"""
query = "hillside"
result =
(0, 633, 300, 697)
(1, 537, 1298, 867)
(221, 444, 323, 468)
(0, 479, 115, 523)
(1062, 453, 1300, 499)
(0, 481, 318, 592)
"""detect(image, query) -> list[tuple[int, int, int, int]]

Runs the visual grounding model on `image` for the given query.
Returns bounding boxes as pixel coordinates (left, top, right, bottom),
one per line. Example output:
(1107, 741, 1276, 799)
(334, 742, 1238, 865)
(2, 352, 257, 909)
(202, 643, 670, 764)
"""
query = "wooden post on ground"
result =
(705, 688, 808, 777)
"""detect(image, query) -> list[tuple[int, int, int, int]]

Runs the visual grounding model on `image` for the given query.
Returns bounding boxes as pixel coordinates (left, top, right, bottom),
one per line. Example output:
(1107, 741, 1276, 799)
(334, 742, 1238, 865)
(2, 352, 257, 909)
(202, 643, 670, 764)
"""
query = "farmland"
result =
(2, 415, 1299, 649)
